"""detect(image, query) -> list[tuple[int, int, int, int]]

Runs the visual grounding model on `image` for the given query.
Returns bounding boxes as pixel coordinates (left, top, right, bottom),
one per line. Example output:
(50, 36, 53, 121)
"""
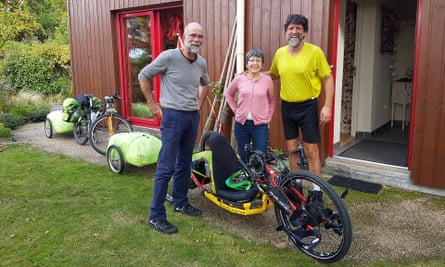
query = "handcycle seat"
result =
(207, 133, 258, 202)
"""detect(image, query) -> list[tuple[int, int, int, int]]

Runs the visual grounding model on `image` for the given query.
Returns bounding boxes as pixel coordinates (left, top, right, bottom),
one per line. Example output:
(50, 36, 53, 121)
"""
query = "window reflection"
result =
(125, 15, 154, 119)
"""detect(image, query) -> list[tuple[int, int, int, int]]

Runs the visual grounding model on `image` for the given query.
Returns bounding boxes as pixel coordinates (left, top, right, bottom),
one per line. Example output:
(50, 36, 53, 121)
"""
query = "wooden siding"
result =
(185, 0, 333, 154)
(66, 0, 176, 100)
(184, 0, 238, 141)
(65, 0, 445, 189)
(244, 0, 334, 156)
(67, 0, 335, 159)
(410, 0, 445, 188)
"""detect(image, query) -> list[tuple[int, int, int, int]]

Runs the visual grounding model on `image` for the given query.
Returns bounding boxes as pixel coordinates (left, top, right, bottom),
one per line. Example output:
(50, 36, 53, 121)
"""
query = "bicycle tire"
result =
(44, 118, 53, 138)
(106, 145, 125, 174)
(274, 170, 352, 263)
(73, 119, 89, 145)
(89, 113, 133, 155)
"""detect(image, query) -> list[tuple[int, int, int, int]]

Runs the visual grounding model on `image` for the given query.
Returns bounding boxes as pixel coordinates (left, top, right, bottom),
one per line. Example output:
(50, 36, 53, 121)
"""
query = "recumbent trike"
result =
(189, 131, 352, 263)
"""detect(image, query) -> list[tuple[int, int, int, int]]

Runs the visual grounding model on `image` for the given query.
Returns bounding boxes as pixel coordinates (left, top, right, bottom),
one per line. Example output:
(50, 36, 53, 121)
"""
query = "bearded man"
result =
(269, 14, 334, 207)
(138, 22, 210, 234)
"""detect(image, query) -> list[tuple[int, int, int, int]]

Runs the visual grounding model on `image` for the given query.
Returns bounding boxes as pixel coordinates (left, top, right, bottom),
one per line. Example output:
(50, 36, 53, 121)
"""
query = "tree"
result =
(0, 0, 44, 50)
(0, 0, 68, 52)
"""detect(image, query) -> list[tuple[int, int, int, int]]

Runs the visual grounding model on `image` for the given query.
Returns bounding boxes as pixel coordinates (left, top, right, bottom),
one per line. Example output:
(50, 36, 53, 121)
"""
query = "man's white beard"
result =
(186, 42, 202, 54)
(288, 38, 302, 47)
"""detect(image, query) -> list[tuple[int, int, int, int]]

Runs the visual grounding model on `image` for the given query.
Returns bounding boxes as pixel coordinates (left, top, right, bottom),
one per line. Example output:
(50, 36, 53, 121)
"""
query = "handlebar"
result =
(104, 92, 122, 104)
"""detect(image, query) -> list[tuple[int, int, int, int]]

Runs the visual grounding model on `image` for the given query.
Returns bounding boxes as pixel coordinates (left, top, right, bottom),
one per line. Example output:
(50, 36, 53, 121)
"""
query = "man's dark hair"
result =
(245, 48, 264, 63)
(284, 14, 308, 32)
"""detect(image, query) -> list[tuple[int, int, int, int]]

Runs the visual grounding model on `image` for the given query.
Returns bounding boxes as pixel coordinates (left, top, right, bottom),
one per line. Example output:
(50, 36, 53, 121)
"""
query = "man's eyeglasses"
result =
(186, 33, 204, 39)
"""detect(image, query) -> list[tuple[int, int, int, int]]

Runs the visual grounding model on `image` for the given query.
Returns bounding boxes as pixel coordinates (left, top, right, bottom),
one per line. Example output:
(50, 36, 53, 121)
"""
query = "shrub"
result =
(0, 83, 14, 112)
(0, 125, 12, 139)
(1, 41, 71, 96)
(9, 101, 51, 123)
(0, 112, 24, 130)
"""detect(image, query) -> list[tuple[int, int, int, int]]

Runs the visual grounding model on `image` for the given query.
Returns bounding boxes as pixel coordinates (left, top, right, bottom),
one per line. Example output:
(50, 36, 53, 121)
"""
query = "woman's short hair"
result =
(284, 14, 308, 32)
(245, 48, 264, 63)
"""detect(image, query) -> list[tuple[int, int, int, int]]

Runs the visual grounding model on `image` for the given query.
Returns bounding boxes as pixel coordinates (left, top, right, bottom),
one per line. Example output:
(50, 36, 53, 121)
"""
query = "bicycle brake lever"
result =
(115, 92, 122, 99)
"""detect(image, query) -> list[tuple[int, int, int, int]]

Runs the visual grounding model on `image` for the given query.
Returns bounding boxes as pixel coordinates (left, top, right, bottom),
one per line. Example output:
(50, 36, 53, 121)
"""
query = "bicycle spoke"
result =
(90, 114, 132, 155)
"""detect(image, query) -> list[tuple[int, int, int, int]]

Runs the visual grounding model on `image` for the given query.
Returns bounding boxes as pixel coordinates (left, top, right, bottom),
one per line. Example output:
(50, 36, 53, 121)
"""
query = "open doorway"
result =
(333, 0, 417, 167)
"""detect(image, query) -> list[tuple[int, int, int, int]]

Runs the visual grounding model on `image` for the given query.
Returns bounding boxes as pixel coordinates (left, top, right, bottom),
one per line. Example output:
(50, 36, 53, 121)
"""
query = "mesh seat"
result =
(208, 133, 258, 202)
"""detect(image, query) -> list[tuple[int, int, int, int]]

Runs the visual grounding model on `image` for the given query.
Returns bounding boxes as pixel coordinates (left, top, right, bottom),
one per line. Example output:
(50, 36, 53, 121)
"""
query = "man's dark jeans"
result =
(149, 108, 199, 220)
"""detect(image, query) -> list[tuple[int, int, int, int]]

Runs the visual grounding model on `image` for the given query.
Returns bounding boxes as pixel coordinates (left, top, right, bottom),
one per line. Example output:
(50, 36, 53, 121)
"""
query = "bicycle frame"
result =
(239, 150, 308, 217)
(103, 95, 119, 135)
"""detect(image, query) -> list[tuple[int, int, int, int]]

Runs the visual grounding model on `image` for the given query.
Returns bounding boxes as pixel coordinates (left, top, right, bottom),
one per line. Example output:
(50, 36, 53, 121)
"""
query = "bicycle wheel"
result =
(44, 118, 53, 138)
(274, 170, 352, 263)
(73, 119, 89, 145)
(199, 130, 218, 152)
(106, 145, 125, 174)
(89, 113, 133, 155)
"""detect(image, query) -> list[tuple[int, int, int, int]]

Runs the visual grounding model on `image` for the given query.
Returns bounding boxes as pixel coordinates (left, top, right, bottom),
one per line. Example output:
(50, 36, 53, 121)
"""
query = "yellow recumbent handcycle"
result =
(190, 131, 352, 263)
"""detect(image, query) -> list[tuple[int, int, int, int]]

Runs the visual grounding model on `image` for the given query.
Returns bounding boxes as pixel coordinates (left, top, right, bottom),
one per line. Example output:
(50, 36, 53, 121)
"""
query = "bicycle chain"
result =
(276, 148, 302, 160)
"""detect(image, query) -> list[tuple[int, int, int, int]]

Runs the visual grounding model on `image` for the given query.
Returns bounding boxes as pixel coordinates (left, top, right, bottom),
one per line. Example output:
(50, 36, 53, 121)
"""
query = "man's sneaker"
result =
(174, 204, 202, 216)
(148, 219, 177, 234)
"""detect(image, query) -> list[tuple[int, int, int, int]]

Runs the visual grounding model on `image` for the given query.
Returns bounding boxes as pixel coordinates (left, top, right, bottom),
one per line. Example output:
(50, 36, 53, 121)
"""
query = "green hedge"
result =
(0, 101, 50, 130)
(0, 112, 24, 130)
(1, 41, 71, 96)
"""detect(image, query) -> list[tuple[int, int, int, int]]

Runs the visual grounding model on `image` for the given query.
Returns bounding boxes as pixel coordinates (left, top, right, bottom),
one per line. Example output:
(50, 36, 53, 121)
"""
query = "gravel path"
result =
(12, 122, 106, 166)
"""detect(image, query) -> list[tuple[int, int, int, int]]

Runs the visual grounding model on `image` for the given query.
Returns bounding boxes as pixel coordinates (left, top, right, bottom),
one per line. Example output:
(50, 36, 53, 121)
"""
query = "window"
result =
(117, 6, 183, 127)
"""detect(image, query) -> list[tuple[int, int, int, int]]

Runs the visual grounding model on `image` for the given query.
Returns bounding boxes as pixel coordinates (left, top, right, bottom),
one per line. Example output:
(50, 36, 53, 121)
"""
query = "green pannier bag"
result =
(107, 132, 161, 167)
(62, 98, 81, 122)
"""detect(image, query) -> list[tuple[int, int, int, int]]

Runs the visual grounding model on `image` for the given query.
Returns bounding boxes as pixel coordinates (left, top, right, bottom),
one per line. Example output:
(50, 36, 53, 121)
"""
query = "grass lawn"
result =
(1, 143, 444, 266)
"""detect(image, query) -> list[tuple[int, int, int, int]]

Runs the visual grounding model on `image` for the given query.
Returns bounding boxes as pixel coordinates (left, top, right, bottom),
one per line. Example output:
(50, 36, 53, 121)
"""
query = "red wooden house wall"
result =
(66, 0, 445, 189)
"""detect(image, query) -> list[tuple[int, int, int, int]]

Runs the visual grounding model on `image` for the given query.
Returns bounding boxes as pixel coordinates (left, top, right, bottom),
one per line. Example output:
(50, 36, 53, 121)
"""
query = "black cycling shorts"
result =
(281, 99, 321, 143)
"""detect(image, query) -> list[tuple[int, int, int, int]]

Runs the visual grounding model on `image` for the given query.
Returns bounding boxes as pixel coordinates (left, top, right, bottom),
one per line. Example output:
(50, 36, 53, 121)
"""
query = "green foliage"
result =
(0, 1, 44, 50)
(0, 82, 14, 112)
(211, 81, 224, 96)
(0, 112, 24, 129)
(27, 0, 69, 44)
(0, 97, 50, 129)
(1, 41, 71, 95)
(0, 123, 11, 138)
(9, 101, 51, 122)
(0, 0, 68, 50)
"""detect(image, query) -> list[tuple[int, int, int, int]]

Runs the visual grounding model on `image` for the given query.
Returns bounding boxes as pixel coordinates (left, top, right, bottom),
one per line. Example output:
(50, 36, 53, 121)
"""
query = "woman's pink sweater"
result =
(225, 72, 276, 125)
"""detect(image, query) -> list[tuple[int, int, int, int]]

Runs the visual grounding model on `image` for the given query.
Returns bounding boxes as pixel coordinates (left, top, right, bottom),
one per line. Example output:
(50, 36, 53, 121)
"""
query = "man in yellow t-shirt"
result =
(269, 14, 334, 190)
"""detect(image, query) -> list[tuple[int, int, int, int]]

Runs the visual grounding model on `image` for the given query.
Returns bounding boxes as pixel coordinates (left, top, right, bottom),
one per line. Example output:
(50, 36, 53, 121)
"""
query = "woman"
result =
(225, 48, 276, 162)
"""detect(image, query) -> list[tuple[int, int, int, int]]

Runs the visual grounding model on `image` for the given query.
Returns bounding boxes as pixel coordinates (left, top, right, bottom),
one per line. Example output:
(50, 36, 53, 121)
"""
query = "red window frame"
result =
(116, 4, 182, 128)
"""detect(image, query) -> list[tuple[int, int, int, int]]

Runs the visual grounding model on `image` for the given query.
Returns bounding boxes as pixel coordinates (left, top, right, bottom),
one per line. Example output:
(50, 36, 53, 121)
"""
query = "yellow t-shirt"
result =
(269, 43, 331, 102)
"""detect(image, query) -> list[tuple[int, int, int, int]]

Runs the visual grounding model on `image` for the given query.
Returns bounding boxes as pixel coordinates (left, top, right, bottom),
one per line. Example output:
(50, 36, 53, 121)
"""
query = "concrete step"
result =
(323, 157, 445, 197)
(323, 157, 410, 186)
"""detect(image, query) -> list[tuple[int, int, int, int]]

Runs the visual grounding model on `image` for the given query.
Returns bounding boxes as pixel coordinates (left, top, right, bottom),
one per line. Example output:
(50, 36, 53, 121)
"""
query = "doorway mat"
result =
(328, 175, 382, 194)
(338, 139, 408, 166)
